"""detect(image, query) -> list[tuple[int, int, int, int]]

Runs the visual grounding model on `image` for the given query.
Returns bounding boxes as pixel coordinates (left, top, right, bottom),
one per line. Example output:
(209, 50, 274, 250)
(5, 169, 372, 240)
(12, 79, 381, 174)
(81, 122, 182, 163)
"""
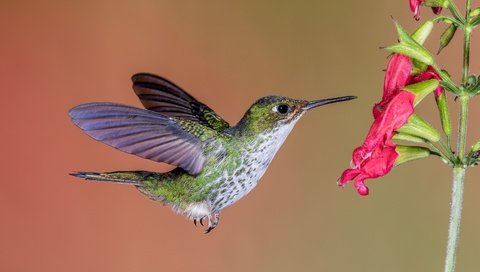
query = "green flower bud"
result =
(438, 24, 457, 54)
(472, 139, 480, 152)
(469, 7, 480, 17)
(395, 145, 431, 166)
(470, 140, 480, 163)
(396, 113, 441, 143)
(412, 20, 434, 45)
(436, 92, 452, 137)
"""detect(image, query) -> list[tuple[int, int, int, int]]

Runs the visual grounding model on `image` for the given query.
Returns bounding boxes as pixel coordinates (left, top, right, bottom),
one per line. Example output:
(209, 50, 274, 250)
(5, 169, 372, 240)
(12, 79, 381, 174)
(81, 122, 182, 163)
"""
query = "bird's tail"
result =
(70, 171, 162, 186)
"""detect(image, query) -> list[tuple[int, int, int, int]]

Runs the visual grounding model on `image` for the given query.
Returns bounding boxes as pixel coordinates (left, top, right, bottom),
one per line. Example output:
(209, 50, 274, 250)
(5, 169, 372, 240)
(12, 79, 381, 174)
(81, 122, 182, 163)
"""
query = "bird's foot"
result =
(192, 213, 220, 233)
(204, 213, 220, 234)
(193, 217, 205, 227)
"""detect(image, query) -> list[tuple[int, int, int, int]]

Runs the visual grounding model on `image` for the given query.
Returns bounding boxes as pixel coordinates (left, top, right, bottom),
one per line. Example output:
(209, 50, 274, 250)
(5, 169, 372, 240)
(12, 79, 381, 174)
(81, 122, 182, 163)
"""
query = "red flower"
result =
(409, 0, 443, 20)
(339, 54, 443, 195)
(339, 54, 415, 196)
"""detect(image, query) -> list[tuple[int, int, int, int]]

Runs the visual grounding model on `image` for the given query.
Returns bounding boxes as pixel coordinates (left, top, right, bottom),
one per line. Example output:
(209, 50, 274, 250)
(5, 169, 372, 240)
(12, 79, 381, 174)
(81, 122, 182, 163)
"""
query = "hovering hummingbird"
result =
(69, 73, 355, 233)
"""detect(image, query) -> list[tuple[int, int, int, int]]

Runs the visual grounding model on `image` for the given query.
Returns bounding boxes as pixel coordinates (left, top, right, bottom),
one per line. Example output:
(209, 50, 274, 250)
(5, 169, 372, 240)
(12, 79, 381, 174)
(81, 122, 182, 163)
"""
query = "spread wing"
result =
(68, 103, 223, 175)
(131, 73, 230, 132)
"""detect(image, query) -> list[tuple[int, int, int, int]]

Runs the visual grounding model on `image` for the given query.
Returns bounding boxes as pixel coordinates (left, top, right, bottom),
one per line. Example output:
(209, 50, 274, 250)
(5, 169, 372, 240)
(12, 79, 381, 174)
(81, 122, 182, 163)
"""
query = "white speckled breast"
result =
(209, 118, 301, 213)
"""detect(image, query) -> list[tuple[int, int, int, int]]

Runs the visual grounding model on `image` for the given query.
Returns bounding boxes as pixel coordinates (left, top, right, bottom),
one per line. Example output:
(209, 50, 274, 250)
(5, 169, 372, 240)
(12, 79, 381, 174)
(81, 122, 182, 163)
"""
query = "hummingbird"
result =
(69, 73, 356, 233)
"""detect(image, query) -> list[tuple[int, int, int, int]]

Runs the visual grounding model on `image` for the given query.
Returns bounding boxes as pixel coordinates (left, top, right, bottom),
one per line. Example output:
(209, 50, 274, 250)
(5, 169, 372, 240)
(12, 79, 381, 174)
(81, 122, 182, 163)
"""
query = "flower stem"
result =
(456, 95, 469, 162)
(462, 24, 472, 84)
(444, 167, 465, 272)
(444, 2, 472, 271)
(428, 142, 454, 165)
(438, 139, 456, 163)
(447, 0, 465, 24)
(457, 0, 472, 163)
(431, 63, 459, 93)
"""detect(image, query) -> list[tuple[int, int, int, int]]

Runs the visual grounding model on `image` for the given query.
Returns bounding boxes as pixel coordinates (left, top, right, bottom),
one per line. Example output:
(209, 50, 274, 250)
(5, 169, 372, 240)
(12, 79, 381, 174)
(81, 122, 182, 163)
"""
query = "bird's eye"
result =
(274, 104, 290, 114)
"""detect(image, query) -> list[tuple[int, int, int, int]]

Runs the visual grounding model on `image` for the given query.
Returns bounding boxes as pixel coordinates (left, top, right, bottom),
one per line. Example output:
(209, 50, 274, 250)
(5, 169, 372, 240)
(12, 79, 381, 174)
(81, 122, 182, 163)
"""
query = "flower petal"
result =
(341, 90, 414, 196)
(365, 91, 415, 161)
(340, 146, 398, 196)
(383, 54, 412, 99)
(409, 0, 423, 20)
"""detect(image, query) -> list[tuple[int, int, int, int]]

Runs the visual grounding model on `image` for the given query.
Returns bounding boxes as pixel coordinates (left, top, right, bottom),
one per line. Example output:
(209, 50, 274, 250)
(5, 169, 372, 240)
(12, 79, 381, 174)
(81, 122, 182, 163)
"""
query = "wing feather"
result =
(132, 73, 230, 131)
(68, 103, 220, 175)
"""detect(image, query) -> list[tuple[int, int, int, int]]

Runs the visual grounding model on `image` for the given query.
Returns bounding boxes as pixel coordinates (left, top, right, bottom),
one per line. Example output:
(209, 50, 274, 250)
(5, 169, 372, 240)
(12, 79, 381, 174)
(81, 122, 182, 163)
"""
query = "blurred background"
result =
(1, 0, 479, 271)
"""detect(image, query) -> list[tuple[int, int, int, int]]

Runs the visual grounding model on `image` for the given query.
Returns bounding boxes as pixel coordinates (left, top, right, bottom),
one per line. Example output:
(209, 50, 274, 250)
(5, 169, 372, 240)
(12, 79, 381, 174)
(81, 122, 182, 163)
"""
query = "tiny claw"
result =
(200, 217, 204, 226)
(193, 219, 197, 226)
(204, 226, 214, 234)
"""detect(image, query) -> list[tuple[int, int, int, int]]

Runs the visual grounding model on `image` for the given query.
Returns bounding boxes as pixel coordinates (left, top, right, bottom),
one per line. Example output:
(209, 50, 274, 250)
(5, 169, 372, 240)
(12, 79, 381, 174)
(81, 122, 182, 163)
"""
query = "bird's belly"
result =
(209, 154, 272, 213)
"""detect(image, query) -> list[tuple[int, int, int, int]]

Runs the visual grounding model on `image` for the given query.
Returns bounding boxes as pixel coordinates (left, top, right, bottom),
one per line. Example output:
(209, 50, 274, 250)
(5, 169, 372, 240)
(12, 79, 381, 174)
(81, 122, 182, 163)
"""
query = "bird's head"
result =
(236, 95, 356, 135)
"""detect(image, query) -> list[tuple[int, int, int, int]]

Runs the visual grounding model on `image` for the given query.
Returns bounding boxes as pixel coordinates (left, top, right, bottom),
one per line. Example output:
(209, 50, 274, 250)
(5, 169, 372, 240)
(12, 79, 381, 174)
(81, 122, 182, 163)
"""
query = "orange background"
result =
(1, 1, 480, 271)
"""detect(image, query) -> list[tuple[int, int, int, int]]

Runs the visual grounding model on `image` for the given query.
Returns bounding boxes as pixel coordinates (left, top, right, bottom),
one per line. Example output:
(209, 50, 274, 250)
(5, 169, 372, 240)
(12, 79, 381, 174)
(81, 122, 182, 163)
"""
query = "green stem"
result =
(446, 135, 453, 156)
(447, 0, 465, 24)
(458, 0, 472, 162)
(432, 63, 459, 93)
(457, 95, 469, 162)
(438, 139, 456, 163)
(432, 15, 463, 26)
(462, 0, 472, 84)
(429, 142, 453, 165)
(444, 167, 465, 272)
(444, 2, 472, 272)
(462, 27, 472, 84)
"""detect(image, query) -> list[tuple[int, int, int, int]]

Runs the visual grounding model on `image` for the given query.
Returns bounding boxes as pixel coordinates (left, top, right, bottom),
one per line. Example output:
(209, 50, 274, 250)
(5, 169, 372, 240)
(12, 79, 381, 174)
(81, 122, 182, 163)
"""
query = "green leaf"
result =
(397, 113, 441, 143)
(402, 79, 439, 106)
(394, 145, 431, 166)
(438, 24, 457, 54)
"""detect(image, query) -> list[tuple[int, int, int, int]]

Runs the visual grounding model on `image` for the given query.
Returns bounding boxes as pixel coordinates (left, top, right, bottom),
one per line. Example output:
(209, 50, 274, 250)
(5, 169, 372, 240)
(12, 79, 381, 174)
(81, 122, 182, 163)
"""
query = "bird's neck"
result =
(231, 117, 301, 165)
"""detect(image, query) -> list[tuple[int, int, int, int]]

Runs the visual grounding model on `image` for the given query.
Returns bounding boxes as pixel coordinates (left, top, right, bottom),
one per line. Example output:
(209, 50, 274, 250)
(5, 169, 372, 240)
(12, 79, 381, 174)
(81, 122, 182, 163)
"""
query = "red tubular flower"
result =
(339, 53, 444, 195)
(410, 0, 422, 20)
(339, 54, 415, 196)
(409, 0, 443, 20)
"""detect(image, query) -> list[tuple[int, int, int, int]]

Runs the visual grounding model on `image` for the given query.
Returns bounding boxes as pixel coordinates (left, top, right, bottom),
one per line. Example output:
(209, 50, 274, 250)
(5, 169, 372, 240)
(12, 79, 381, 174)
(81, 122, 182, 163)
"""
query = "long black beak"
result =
(302, 96, 357, 110)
